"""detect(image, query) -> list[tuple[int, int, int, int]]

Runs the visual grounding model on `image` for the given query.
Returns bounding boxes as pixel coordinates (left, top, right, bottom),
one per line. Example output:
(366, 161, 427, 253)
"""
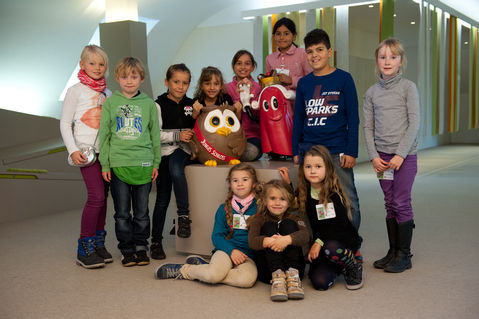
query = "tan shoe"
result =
(285, 267, 304, 300)
(270, 269, 288, 302)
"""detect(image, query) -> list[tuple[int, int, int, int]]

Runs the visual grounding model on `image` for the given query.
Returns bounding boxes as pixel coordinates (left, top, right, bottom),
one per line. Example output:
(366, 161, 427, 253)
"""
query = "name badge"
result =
(377, 168, 394, 180)
(233, 214, 250, 230)
(316, 202, 336, 220)
(275, 68, 290, 76)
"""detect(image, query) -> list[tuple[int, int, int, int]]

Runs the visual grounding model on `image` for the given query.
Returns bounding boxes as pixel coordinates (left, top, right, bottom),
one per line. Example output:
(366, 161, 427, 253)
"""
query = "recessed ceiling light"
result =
(464, 41, 469, 45)
(394, 14, 397, 17)
(369, 5, 374, 8)
(411, 21, 416, 25)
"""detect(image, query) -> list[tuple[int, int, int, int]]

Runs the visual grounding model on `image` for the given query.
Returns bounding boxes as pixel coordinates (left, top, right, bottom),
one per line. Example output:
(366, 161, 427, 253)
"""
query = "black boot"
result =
(384, 220, 414, 273)
(373, 218, 397, 269)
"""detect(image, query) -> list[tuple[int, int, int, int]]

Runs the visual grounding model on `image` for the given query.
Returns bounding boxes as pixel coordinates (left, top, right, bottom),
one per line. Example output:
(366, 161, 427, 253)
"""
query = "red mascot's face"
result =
(260, 87, 287, 121)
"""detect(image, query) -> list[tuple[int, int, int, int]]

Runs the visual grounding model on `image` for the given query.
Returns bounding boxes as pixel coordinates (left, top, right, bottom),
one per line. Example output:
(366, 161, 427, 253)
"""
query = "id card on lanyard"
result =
(233, 214, 250, 230)
(316, 202, 336, 220)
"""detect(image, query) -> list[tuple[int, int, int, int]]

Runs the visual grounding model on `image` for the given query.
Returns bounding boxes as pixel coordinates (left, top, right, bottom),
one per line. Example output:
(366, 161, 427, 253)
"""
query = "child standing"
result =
(226, 50, 263, 161)
(248, 180, 309, 302)
(363, 38, 420, 273)
(60, 44, 112, 269)
(99, 57, 161, 267)
(265, 17, 312, 92)
(151, 64, 200, 259)
(296, 145, 362, 290)
(292, 28, 362, 238)
(155, 163, 259, 288)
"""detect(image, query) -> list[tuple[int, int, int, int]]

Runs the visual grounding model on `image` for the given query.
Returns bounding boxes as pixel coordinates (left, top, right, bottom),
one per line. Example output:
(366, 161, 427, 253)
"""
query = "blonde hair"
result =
(374, 38, 407, 77)
(297, 145, 352, 220)
(224, 163, 261, 239)
(115, 57, 146, 80)
(257, 179, 297, 218)
(80, 45, 108, 69)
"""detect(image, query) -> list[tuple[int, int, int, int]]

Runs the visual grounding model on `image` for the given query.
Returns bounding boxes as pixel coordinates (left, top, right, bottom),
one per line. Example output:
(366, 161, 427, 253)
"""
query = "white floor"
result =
(1, 145, 478, 319)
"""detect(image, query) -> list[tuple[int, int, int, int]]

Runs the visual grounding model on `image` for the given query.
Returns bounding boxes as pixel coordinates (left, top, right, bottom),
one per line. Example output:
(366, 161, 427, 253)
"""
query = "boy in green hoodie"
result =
(99, 57, 161, 267)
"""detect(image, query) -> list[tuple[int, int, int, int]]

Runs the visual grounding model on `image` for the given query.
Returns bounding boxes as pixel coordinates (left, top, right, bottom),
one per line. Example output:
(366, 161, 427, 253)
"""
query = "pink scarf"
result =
(78, 69, 106, 92)
(232, 193, 255, 215)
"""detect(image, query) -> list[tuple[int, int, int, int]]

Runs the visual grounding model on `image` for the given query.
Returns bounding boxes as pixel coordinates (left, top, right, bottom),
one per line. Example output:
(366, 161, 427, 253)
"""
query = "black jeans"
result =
(256, 218, 305, 284)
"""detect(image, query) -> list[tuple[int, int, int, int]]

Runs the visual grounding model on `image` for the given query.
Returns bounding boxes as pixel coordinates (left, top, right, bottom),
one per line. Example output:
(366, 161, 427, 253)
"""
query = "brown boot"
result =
(270, 269, 288, 302)
(285, 268, 304, 300)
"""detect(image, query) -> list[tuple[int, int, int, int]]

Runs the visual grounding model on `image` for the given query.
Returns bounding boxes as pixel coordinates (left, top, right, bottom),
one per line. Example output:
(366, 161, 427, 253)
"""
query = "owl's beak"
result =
(216, 127, 231, 136)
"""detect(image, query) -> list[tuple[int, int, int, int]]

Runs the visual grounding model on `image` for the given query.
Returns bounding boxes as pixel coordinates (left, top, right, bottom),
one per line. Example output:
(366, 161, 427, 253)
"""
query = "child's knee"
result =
(277, 218, 298, 235)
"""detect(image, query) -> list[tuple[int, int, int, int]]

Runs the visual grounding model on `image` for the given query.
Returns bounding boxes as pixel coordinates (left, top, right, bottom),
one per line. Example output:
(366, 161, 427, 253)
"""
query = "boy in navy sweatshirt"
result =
(292, 29, 362, 244)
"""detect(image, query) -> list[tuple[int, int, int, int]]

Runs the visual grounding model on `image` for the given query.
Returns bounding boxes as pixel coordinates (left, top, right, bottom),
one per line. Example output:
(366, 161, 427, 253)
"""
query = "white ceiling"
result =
(1, 0, 477, 119)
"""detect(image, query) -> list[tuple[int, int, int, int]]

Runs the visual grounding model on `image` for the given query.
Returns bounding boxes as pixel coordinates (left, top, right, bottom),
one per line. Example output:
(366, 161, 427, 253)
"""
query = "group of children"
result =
(60, 17, 420, 301)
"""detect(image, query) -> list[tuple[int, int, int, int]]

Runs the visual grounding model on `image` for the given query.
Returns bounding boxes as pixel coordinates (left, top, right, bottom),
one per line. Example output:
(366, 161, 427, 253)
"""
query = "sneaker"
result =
(185, 255, 209, 265)
(121, 252, 137, 267)
(94, 230, 113, 263)
(155, 263, 184, 279)
(150, 242, 166, 260)
(76, 237, 105, 269)
(177, 216, 191, 238)
(270, 269, 288, 302)
(135, 250, 150, 266)
(344, 262, 363, 290)
(285, 268, 304, 300)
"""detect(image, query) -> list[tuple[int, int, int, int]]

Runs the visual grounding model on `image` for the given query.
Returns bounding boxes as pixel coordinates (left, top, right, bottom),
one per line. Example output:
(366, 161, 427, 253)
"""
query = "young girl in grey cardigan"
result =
(363, 38, 420, 273)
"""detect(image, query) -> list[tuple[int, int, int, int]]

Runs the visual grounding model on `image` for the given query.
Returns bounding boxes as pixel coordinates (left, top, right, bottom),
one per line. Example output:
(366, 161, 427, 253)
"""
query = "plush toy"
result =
(190, 104, 246, 166)
(251, 84, 295, 156)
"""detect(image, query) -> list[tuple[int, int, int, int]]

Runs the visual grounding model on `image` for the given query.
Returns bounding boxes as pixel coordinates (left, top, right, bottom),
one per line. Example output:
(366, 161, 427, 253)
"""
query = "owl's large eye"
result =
(204, 109, 224, 133)
(271, 97, 279, 111)
(262, 100, 269, 112)
(223, 109, 240, 132)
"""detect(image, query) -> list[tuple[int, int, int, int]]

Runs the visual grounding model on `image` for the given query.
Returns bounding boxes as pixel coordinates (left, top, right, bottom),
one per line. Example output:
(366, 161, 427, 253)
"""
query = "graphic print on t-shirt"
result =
(80, 92, 107, 130)
(305, 85, 339, 126)
(115, 104, 143, 140)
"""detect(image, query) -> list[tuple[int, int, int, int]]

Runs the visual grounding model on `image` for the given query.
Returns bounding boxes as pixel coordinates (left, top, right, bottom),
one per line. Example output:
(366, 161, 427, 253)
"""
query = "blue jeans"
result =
(331, 154, 361, 233)
(152, 148, 190, 242)
(110, 170, 151, 253)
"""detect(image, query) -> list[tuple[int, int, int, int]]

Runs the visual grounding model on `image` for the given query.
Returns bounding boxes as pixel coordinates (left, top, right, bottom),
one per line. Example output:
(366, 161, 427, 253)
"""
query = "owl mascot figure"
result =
(190, 104, 246, 166)
(251, 84, 295, 156)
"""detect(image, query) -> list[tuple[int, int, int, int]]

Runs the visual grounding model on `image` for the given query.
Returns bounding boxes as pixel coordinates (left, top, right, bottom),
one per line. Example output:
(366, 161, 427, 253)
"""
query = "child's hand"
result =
(230, 249, 247, 266)
(263, 236, 275, 248)
(151, 168, 158, 182)
(277, 73, 292, 86)
(179, 129, 193, 143)
(293, 155, 300, 165)
(389, 155, 404, 171)
(102, 171, 111, 182)
(341, 154, 356, 168)
(307, 242, 322, 262)
(372, 157, 389, 173)
(236, 78, 252, 91)
(192, 101, 203, 119)
(269, 234, 292, 252)
(278, 167, 291, 184)
(70, 150, 87, 165)
(233, 101, 243, 118)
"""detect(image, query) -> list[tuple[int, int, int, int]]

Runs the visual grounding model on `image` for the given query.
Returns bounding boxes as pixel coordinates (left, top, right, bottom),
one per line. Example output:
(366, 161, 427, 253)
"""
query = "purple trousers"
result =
(79, 158, 109, 238)
(378, 152, 417, 224)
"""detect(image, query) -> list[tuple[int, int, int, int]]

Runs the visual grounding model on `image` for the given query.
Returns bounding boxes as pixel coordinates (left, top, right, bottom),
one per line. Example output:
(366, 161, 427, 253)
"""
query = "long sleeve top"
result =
(225, 76, 262, 139)
(265, 45, 312, 91)
(292, 69, 359, 157)
(306, 190, 359, 252)
(60, 83, 111, 155)
(211, 199, 257, 259)
(248, 212, 309, 251)
(99, 91, 161, 171)
(363, 73, 420, 159)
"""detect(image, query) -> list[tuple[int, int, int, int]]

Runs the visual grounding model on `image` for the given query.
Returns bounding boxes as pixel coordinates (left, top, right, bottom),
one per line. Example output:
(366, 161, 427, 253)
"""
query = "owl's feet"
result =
(204, 160, 217, 167)
(228, 159, 241, 165)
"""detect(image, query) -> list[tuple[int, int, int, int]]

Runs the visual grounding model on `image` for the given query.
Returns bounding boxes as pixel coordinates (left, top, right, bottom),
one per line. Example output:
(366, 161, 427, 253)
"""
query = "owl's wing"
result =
(189, 139, 199, 160)
(227, 137, 247, 157)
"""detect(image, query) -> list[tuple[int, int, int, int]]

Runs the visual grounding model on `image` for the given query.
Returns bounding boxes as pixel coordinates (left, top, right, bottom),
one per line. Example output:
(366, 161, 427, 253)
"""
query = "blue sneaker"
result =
(155, 263, 184, 279)
(185, 255, 209, 265)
